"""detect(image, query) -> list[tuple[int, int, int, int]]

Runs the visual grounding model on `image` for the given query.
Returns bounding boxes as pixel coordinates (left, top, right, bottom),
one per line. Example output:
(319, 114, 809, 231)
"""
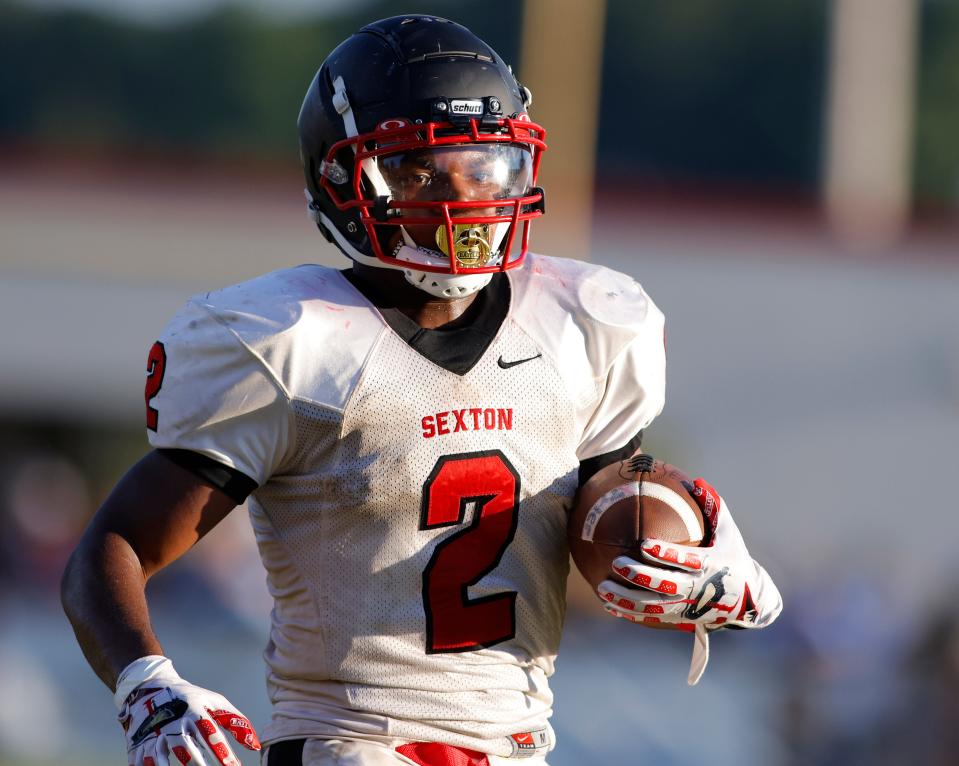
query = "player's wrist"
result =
(749, 561, 783, 627)
(113, 654, 179, 710)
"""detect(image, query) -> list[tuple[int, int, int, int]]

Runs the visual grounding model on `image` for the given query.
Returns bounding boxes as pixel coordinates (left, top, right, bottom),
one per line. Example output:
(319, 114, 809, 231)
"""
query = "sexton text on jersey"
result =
(421, 407, 514, 439)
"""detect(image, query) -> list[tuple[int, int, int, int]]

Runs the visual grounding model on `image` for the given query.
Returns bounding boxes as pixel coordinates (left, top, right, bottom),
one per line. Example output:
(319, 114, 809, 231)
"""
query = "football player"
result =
(61, 15, 781, 766)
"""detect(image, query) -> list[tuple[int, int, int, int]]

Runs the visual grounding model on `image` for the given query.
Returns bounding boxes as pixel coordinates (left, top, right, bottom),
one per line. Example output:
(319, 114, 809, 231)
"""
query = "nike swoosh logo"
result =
(497, 353, 542, 369)
(131, 699, 189, 745)
(696, 582, 716, 613)
(684, 568, 729, 620)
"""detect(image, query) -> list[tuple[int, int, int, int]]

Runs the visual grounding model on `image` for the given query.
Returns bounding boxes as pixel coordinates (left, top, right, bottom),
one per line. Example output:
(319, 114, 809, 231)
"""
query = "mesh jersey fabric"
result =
(146, 253, 666, 757)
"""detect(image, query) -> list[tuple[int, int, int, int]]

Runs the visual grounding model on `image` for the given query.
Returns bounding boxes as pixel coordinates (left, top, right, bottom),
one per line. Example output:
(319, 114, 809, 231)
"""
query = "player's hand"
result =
(597, 478, 782, 684)
(115, 656, 260, 766)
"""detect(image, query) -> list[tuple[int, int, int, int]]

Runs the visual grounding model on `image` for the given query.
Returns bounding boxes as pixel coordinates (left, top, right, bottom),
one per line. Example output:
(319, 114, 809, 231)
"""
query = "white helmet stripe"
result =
(331, 76, 358, 136)
(331, 75, 390, 198)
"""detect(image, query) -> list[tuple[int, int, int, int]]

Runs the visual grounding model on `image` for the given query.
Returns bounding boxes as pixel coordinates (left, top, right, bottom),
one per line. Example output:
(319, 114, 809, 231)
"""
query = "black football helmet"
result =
(298, 15, 547, 298)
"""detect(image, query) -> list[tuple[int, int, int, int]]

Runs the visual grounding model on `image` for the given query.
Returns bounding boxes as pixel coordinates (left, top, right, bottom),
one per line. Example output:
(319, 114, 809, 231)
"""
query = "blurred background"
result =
(1, 0, 958, 763)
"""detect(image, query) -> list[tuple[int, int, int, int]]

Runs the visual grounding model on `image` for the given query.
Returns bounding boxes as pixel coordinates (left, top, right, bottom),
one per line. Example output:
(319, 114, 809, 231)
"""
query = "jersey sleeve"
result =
(146, 299, 293, 486)
(575, 295, 667, 462)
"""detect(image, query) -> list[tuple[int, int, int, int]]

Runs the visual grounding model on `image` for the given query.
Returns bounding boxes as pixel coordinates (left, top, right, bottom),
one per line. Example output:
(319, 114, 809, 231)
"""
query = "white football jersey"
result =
(147, 253, 666, 757)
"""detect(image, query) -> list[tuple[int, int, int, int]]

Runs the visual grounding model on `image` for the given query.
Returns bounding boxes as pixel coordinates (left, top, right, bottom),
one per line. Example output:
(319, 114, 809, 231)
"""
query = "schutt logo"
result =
(450, 99, 484, 115)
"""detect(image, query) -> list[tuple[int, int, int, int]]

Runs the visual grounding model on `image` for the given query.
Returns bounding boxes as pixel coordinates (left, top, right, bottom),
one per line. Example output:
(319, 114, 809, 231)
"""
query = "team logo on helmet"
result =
(378, 118, 410, 131)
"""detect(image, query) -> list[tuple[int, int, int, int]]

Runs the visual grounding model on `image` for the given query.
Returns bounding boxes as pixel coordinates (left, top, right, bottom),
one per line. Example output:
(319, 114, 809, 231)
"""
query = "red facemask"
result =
(319, 116, 547, 275)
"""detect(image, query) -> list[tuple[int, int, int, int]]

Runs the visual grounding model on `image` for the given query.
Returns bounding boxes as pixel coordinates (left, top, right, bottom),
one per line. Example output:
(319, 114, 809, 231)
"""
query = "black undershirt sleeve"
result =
(577, 430, 644, 488)
(266, 738, 306, 766)
(156, 448, 258, 505)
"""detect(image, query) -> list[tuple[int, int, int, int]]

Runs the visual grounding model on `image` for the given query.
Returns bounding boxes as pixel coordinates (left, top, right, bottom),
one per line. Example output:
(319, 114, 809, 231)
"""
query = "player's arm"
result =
(61, 296, 289, 765)
(61, 449, 237, 691)
(574, 278, 781, 682)
(62, 449, 261, 766)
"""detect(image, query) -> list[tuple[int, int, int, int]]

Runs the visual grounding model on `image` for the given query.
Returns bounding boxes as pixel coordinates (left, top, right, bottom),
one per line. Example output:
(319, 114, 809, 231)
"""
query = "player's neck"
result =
(347, 263, 482, 330)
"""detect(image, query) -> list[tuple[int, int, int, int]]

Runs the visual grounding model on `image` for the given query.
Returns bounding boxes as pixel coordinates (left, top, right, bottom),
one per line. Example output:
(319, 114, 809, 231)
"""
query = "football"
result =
(568, 454, 706, 592)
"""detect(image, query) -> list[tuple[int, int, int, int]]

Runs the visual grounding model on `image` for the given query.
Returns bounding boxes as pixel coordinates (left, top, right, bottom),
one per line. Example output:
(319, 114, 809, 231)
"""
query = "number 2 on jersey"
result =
(420, 450, 520, 653)
(145, 341, 167, 431)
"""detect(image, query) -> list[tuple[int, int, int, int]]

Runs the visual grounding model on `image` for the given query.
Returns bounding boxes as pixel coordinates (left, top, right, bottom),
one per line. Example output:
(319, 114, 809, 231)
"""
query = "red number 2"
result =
(420, 450, 520, 653)
(145, 341, 167, 431)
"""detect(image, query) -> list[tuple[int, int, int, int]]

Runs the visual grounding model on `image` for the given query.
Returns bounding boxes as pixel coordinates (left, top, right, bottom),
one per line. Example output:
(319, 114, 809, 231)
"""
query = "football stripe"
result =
(580, 483, 639, 541)
(638, 483, 703, 541)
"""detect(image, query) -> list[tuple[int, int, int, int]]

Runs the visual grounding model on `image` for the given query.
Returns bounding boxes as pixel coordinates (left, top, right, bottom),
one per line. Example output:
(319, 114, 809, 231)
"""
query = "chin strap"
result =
(392, 233, 494, 298)
(401, 266, 493, 299)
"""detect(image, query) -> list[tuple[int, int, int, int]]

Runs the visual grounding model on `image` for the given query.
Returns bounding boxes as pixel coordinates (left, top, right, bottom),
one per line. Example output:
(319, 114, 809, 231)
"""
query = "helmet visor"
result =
(377, 144, 533, 204)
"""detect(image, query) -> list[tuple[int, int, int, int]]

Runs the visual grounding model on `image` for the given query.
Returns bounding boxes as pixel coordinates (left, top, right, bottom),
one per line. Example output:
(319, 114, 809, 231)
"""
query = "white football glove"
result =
(597, 478, 782, 685)
(115, 655, 260, 766)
